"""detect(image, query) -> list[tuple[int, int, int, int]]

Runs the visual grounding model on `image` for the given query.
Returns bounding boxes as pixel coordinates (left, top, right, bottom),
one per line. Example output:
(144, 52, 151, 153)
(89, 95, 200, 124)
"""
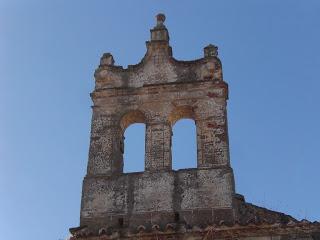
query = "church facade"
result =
(69, 14, 320, 240)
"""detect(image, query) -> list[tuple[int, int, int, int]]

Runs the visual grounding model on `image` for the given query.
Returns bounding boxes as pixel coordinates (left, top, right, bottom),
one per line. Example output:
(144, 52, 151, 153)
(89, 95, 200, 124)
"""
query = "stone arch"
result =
(169, 106, 198, 170)
(119, 110, 147, 173)
(120, 110, 146, 133)
(168, 105, 195, 126)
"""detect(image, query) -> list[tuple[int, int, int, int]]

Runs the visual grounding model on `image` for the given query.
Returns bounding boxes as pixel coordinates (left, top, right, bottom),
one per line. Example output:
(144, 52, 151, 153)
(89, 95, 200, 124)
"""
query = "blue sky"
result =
(1, 1, 319, 239)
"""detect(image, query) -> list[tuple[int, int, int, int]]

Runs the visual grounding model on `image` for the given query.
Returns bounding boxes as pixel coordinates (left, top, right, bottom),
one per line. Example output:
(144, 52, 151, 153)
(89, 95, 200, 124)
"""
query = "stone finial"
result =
(204, 44, 218, 57)
(100, 53, 114, 66)
(150, 13, 169, 41)
(156, 13, 166, 26)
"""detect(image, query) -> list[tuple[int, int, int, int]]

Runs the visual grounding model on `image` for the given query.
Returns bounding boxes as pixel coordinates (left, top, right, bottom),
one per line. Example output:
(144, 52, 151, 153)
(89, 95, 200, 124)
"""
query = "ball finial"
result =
(156, 13, 166, 25)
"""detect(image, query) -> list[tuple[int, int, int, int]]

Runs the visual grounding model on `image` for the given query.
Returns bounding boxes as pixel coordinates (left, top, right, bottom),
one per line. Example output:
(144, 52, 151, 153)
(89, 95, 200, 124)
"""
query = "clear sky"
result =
(1, 1, 319, 240)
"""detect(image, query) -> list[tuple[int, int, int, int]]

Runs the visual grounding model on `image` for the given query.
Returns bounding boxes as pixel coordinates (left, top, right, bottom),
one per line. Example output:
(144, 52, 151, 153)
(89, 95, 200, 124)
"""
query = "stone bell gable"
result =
(87, 13, 230, 177)
(94, 15, 222, 89)
(70, 14, 320, 240)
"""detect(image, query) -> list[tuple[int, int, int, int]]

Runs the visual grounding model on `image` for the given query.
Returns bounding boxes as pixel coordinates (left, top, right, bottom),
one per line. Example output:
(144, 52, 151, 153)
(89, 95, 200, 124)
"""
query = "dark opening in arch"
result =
(172, 119, 197, 170)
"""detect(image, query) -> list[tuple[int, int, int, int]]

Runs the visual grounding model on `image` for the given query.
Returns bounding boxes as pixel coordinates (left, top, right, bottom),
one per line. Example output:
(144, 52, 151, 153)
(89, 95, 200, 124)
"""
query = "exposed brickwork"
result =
(70, 14, 320, 240)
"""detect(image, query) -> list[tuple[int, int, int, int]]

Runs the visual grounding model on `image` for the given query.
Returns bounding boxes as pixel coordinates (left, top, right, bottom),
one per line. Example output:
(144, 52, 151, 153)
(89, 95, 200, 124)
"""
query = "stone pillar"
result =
(196, 118, 229, 167)
(145, 122, 172, 171)
(196, 99, 230, 168)
(87, 113, 123, 175)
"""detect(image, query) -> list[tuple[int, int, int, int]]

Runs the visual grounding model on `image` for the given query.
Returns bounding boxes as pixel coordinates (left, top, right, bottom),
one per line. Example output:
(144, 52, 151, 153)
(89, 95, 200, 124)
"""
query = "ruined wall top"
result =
(94, 14, 223, 90)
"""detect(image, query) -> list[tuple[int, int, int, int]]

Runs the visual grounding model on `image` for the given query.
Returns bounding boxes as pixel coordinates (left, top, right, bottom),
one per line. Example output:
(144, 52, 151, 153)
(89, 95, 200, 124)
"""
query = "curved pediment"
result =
(94, 15, 223, 90)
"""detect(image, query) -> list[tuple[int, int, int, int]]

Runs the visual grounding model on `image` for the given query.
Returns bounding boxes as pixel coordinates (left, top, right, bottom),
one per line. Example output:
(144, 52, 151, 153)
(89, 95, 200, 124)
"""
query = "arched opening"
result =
(120, 110, 146, 173)
(172, 119, 197, 170)
(123, 123, 146, 173)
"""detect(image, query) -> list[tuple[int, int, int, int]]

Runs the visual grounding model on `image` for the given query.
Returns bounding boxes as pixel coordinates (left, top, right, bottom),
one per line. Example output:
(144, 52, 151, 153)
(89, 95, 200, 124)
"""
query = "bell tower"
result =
(81, 12, 234, 231)
(70, 14, 320, 240)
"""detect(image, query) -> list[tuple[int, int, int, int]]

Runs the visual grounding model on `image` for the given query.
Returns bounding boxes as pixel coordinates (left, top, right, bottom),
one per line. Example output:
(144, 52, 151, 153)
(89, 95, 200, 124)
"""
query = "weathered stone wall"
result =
(87, 80, 229, 175)
(80, 13, 235, 233)
(81, 168, 234, 231)
(70, 14, 320, 240)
